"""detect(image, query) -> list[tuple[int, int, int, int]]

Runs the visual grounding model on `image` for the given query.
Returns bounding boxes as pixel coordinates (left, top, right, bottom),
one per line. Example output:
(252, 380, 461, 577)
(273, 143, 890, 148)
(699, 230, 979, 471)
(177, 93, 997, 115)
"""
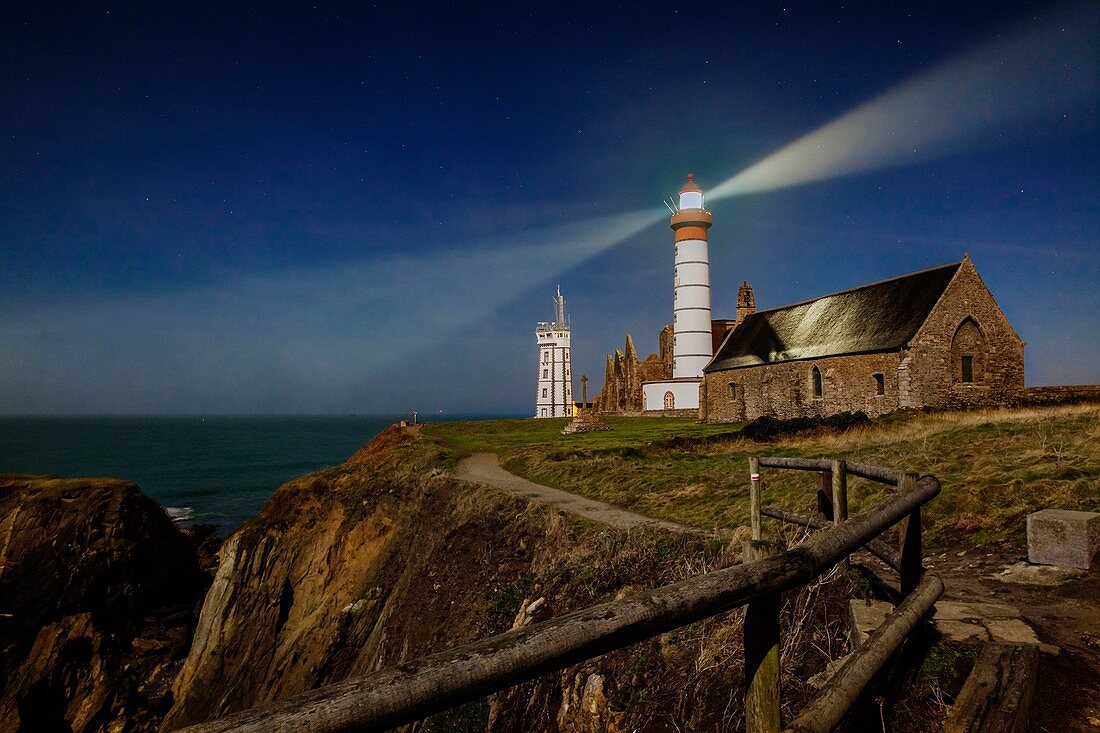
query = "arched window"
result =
(728, 382, 738, 399)
(951, 318, 987, 384)
(664, 391, 675, 409)
(811, 365, 823, 398)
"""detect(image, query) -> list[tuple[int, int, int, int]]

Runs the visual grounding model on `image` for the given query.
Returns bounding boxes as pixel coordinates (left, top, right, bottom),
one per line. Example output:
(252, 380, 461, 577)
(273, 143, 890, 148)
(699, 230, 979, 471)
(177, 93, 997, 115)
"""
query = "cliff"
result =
(1, 427, 852, 731)
(163, 426, 851, 731)
(0, 474, 209, 733)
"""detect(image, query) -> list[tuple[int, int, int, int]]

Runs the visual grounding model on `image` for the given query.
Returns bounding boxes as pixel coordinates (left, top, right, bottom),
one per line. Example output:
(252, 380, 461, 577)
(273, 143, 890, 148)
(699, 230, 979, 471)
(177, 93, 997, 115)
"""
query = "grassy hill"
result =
(424, 404, 1099, 547)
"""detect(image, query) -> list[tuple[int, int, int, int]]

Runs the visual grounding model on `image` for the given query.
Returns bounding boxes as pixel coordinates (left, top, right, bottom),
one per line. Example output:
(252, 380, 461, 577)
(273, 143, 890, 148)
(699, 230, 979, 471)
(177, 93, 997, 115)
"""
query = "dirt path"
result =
(454, 452, 708, 536)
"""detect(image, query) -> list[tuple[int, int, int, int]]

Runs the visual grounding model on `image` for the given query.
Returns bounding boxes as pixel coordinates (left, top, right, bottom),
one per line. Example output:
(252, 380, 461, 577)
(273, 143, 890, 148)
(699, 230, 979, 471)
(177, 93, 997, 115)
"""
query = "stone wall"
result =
(701, 258, 1026, 423)
(1021, 386, 1100, 405)
(702, 351, 902, 422)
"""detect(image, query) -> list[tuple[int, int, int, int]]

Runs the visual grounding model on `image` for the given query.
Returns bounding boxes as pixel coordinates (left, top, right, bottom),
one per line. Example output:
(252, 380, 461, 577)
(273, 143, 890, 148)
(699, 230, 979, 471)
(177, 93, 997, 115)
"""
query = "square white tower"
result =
(534, 287, 573, 418)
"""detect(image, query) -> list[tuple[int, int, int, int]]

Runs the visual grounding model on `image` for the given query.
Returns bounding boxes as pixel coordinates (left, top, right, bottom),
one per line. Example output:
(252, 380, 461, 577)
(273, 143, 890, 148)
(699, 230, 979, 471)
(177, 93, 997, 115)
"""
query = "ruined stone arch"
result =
(951, 317, 987, 384)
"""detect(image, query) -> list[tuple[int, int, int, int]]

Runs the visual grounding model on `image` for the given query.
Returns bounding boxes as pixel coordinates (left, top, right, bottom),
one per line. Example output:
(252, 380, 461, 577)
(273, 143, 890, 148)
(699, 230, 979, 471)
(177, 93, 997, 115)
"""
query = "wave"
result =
(165, 506, 195, 522)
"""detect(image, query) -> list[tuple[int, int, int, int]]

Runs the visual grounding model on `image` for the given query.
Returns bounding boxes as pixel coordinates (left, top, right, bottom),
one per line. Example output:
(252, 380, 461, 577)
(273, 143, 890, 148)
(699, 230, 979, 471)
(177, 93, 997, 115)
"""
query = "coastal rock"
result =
(0, 474, 208, 733)
(164, 426, 855, 732)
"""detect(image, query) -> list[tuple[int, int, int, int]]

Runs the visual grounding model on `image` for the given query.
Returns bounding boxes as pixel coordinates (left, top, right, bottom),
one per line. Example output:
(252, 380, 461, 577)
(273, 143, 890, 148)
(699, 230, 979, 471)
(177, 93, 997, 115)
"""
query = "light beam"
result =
(708, 5, 1098, 200)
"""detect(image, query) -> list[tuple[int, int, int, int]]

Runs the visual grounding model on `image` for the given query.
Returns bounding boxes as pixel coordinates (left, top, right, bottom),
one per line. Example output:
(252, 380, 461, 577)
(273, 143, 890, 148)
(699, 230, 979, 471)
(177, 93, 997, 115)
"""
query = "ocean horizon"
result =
(0, 413, 521, 533)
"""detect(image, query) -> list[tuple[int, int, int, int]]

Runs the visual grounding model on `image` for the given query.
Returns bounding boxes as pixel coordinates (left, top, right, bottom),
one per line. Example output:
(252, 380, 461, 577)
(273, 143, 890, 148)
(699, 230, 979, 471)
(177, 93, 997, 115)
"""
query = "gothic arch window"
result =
(664, 391, 675, 410)
(951, 317, 987, 384)
(811, 365, 823, 398)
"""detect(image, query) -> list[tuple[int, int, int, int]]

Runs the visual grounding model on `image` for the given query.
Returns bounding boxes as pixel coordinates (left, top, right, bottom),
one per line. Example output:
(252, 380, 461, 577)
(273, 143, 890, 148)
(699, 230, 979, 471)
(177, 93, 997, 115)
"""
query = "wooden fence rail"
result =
(176, 463, 940, 733)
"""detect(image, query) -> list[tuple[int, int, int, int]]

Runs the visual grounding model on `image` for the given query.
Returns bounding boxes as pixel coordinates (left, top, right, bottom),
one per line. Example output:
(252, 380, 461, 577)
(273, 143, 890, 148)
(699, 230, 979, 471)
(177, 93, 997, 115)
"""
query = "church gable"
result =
(910, 256, 1024, 351)
(901, 256, 1025, 407)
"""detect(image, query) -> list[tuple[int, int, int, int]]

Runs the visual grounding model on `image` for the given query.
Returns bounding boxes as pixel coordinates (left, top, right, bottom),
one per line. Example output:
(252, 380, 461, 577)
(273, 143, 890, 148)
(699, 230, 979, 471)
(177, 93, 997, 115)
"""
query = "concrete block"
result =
(986, 618, 1041, 646)
(1027, 509, 1100, 570)
(848, 599, 893, 649)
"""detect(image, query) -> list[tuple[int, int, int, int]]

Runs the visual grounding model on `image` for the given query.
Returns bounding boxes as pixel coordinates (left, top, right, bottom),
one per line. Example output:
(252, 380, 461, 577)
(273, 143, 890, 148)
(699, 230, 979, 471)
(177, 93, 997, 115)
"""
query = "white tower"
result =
(534, 287, 573, 418)
(671, 173, 713, 378)
(641, 173, 713, 413)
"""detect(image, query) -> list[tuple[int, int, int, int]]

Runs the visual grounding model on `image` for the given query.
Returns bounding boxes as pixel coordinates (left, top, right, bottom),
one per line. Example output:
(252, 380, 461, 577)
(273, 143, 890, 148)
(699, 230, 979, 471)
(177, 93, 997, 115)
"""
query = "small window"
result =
(728, 382, 738, 399)
(873, 373, 885, 395)
(543, 369, 548, 378)
(540, 408, 547, 417)
(811, 366, 823, 398)
(543, 352, 549, 363)
(564, 348, 569, 358)
(961, 355, 974, 383)
(542, 388, 547, 398)
(664, 391, 675, 409)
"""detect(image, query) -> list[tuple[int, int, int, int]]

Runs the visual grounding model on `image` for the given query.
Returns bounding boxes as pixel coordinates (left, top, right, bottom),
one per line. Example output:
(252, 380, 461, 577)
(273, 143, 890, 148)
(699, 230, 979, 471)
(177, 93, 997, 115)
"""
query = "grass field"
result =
(423, 404, 1100, 546)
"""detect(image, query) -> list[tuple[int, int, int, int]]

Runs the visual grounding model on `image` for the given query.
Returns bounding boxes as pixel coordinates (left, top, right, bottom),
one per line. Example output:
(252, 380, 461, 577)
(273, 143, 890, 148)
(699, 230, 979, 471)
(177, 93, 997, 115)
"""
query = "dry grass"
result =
(439, 404, 1099, 547)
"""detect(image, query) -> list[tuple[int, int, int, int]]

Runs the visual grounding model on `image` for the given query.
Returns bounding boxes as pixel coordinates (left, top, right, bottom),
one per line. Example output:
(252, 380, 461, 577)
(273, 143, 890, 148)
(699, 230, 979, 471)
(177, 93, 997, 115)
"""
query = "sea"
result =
(0, 415, 502, 534)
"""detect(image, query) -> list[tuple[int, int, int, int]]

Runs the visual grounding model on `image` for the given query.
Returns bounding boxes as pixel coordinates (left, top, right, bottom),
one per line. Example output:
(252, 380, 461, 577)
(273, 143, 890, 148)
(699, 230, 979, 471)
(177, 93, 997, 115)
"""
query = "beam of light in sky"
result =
(0, 207, 667, 412)
(708, 5, 1098, 201)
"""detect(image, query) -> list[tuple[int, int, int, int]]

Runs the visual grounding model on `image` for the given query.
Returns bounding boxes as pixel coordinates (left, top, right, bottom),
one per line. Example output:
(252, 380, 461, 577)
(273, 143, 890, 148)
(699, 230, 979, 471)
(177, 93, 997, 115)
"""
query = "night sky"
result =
(2, 2, 1097, 415)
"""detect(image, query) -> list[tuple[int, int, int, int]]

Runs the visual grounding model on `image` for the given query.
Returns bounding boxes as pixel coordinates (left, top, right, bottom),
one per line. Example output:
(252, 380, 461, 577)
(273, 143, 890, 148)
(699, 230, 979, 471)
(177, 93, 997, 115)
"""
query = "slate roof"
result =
(705, 262, 962, 372)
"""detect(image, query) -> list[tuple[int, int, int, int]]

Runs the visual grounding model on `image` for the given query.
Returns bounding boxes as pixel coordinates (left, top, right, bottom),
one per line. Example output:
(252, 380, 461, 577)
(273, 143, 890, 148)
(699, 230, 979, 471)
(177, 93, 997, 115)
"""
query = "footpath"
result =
(454, 451, 708, 536)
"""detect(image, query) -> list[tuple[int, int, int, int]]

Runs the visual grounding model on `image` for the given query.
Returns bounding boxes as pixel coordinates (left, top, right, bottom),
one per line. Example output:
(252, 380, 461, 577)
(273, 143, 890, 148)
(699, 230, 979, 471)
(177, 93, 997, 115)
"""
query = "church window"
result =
(811, 365, 823, 398)
(728, 382, 738, 399)
(951, 317, 986, 385)
(543, 369, 548, 378)
(664, 391, 675, 409)
(542, 388, 547, 398)
(873, 373, 885, 395)
(543, 352, 549, 363)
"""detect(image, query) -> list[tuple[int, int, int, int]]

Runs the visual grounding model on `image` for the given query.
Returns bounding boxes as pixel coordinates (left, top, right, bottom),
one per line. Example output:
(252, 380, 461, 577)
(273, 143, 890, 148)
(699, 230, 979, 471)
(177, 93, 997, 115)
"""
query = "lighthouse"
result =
(642, 173, 712, 412)
(534, 286, 573, 418)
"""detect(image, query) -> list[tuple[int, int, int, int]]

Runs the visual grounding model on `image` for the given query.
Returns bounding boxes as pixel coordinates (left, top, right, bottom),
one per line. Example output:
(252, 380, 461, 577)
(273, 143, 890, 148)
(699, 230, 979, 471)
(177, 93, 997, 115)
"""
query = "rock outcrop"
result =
(163, 426, 852, 732)
(0, 474, 209, 733)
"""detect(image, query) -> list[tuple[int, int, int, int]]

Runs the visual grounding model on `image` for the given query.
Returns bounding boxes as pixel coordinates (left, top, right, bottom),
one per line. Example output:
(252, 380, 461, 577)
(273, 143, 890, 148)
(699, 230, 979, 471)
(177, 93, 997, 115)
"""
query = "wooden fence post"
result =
(744, 540, 781, 733)
(817, 468, 833, 521)
(749, 457, 762, 541)
(831, 460, 848, 524)
(897, 471, 923, 597)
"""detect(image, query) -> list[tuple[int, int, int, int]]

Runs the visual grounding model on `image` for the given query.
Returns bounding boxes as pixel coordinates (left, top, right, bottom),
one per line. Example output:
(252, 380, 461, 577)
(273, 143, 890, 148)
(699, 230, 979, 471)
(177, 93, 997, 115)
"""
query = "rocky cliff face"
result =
(164, 427, 851, 732)
(0, 474, 209, 733)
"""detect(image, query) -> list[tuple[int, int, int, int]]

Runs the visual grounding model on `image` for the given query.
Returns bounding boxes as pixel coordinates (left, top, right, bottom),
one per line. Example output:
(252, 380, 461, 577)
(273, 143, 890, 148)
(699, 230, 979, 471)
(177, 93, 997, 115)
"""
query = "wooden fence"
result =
(176, 458, 942, 733)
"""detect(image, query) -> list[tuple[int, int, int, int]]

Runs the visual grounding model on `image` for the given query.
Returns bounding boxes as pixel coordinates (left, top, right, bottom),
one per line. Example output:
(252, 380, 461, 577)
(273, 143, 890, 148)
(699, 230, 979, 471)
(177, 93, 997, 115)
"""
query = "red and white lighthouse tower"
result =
(670, 173, 713, 379)
(642, 173, 713, 412)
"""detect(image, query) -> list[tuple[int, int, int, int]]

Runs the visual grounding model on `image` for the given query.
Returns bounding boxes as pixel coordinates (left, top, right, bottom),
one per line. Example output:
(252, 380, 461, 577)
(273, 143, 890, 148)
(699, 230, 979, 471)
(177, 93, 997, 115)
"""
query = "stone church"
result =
(700, 256, 1025, 422)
